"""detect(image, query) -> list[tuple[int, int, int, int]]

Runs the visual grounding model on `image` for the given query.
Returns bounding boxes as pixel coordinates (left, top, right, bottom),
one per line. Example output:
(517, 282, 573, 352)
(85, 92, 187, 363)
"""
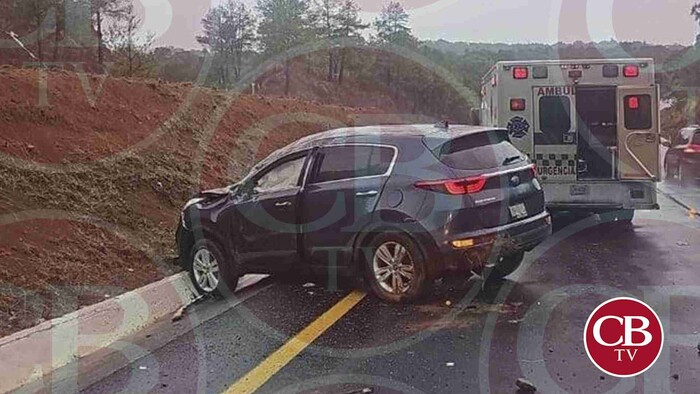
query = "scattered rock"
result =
(600, 376, 605, 380)
(138, 366, 147, 370)
(445, 300, 452, 307)
(548, 348, 554, 353)
(672, 374, 679, 380)
(302, 282, 316, 288)
(172, 305, 186, 322)
(446, 362, 455, 367)
(515, 378, 537, 392)
(676, 241, 689, 247)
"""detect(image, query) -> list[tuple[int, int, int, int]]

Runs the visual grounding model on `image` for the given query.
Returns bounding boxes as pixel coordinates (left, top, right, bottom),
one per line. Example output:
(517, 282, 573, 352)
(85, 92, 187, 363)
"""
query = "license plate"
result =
(570, 185, 590, 196)
(509, 203, 528, 219)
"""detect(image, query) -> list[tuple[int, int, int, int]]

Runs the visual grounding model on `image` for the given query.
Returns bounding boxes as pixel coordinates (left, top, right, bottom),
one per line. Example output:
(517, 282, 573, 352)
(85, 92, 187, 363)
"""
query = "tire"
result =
(362, 232, 429, 303)
(187, 240, 239, 297)
(486, 252, 525, 281)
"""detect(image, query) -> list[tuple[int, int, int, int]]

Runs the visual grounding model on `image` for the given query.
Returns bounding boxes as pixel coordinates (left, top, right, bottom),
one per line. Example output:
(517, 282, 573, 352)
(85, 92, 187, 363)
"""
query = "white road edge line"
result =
(0, 272, 268, 393)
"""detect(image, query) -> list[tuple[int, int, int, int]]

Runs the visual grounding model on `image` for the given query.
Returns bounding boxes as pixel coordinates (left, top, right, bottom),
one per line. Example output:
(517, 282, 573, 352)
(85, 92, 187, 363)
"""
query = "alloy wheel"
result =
(193, 248, 220, 293)
(373, 241, 415, 294)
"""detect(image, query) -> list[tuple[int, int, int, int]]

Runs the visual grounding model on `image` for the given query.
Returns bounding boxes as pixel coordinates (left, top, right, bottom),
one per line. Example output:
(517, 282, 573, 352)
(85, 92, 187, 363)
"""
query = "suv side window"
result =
(693, 131, 700, 145)
(253, 155, 307, 194)
(311, 145, 395, 184)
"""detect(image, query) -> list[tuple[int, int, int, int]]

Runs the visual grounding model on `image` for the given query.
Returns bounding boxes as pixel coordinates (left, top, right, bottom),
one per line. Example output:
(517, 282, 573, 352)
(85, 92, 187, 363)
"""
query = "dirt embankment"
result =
(0, 66, 366, 336)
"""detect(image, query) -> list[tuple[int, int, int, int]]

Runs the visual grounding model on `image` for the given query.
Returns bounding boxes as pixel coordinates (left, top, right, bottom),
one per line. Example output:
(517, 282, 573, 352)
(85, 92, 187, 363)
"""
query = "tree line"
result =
(4, 0, 155, 77)
(7, 0, 700, 124)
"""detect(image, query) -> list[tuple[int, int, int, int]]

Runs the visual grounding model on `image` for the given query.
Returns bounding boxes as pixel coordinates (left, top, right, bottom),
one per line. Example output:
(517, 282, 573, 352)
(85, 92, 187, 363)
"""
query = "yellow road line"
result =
(225, 290, 366, 394)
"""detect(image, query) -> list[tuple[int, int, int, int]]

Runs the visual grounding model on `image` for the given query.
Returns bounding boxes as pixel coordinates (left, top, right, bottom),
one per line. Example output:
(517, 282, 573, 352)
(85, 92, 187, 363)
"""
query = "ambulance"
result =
(480, 59, 660, 221)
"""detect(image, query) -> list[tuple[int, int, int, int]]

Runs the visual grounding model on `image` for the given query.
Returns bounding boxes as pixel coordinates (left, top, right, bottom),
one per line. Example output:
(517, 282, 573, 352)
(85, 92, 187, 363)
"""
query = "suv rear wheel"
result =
(363, 233, 429, 303)
(188, 240, 239, 297)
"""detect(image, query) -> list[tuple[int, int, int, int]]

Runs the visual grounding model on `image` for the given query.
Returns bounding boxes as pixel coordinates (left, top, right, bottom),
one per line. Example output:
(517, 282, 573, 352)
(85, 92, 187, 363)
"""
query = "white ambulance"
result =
(480, 59, 660, 221)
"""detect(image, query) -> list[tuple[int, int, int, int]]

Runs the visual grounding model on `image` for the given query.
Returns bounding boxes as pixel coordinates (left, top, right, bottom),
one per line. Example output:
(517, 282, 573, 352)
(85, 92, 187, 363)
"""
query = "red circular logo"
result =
(584, 297, 664, 377)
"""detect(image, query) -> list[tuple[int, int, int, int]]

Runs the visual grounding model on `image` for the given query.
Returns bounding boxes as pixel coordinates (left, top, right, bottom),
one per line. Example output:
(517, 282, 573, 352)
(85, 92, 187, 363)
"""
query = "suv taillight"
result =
(684, 144, 700, 153)
(415, 175, 488, 195)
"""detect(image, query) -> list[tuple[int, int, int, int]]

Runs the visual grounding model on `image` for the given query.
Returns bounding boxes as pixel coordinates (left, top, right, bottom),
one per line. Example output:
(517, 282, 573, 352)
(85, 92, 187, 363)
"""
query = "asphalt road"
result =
(32, 182, 700, 394)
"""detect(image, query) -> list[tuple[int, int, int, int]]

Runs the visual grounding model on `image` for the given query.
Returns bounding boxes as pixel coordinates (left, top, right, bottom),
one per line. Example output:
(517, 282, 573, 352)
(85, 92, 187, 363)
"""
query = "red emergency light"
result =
(513, 67, 529, 79)
(623, 65, 640, 78)
(627, 96, 640, 110)
(510, 98, 526, 111)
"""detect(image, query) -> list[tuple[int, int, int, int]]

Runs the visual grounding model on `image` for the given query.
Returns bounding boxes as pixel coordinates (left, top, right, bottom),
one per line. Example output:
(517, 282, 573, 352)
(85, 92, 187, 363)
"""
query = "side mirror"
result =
(660, 137, 671, 148)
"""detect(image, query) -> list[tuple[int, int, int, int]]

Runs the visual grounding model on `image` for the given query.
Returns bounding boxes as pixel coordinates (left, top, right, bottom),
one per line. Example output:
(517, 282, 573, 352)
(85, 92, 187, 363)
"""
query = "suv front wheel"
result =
(363, 233, 429, 303)
(188, 240, 239, 297)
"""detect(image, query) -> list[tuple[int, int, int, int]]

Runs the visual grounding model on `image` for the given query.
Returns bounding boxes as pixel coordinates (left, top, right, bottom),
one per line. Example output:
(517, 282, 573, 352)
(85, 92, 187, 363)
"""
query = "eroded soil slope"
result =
(0, 66, 364, 336)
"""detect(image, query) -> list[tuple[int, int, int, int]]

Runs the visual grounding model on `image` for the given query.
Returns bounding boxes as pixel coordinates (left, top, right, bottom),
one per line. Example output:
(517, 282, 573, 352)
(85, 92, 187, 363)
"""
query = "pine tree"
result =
(257, 0, 314, 95)
(374, 1, 415, 47)
(198, 1, 256, 87)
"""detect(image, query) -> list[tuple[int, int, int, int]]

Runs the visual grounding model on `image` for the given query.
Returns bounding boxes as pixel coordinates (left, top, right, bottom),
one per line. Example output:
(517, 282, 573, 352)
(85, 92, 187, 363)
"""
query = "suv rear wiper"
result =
(503, 155, 523, 166)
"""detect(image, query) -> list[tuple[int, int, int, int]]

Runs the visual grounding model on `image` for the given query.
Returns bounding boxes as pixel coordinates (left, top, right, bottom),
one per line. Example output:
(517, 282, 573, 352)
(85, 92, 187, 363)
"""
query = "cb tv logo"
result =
(584, 297, 664, 378)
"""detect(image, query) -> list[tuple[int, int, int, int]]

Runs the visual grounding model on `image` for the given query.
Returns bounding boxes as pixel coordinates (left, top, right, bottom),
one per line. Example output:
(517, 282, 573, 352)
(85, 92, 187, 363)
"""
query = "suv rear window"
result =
(311, 145, 395, 183)
(436, 131, 526, 170)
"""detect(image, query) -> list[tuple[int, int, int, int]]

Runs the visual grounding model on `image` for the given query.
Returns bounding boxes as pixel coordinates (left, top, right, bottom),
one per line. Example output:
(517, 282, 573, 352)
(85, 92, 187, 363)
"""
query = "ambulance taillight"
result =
(510, 98, 526, 111)
(513, 67, 528, 79)
(623, 65, 640, 78)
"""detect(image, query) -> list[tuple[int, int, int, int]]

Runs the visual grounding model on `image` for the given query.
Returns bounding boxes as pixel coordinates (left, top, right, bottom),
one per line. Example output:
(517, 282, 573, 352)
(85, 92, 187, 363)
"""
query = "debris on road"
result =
(672, 373, 679, 380)
(515, 378, 537, 392)
(138, 366, 147, 371)
(445, 300, 452, 307)
(172, 294, 206, 322)
(172, 306, 186, 322)
(446, 362, 455, 367)
(302, 282, 316, 288)
(676, 241, 689, 247)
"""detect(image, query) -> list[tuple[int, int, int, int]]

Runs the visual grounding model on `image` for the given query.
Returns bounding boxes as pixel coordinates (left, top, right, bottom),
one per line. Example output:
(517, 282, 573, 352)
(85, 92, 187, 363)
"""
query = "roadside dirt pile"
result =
(0, 65, 365, 336)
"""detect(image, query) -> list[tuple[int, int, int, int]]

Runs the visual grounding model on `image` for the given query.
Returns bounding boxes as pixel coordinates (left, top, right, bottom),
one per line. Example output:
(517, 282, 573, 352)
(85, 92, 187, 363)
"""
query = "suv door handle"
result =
(275, 201, 292, 208)
(356, 190, 379, 197)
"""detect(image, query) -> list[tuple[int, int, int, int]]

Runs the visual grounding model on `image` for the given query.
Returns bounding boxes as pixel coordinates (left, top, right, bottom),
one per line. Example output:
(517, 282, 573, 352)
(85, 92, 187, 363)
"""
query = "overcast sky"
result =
(142, 0, 699, 49)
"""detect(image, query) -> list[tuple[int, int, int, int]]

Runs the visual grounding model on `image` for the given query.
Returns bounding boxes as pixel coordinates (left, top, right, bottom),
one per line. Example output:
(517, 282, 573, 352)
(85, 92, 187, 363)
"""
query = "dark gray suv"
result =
(177, 124, 551, 302)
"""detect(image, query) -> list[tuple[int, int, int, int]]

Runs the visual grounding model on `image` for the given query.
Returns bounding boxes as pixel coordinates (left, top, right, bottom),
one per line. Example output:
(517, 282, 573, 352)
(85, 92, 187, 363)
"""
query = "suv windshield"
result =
(435, 131, 526, 170)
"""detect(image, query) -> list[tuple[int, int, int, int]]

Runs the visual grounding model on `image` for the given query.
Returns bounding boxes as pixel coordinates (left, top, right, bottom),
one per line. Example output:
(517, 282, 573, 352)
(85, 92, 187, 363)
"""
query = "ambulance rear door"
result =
(532, 86, 577, 183)
(617, 86, 660, 181)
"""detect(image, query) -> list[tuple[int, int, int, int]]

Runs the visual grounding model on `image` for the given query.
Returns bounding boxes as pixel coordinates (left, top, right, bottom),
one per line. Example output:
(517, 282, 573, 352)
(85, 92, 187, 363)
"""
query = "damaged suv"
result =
(177, 125, 551, 302)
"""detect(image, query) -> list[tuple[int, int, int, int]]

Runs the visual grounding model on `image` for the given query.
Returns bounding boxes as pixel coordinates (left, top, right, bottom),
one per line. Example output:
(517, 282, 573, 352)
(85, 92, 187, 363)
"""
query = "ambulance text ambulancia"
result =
(481, 59, 660, 221)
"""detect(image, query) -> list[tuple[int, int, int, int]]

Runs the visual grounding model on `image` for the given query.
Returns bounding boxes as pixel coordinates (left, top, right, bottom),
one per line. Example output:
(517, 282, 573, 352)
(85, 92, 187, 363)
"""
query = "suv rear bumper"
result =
(438, 211, 552, 273)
